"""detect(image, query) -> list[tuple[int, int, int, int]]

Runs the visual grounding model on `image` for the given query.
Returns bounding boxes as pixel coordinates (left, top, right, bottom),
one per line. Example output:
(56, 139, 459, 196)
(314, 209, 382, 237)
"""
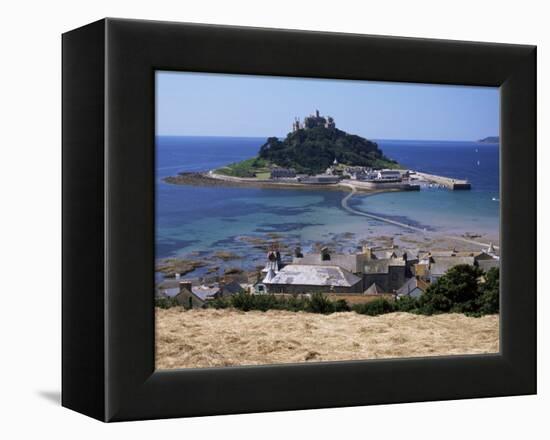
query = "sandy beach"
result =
(155, 308, 499, 370)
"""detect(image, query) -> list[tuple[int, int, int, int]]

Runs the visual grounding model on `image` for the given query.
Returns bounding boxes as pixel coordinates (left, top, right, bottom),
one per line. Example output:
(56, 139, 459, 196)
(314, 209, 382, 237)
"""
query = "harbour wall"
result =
(415, 172, 471, 190)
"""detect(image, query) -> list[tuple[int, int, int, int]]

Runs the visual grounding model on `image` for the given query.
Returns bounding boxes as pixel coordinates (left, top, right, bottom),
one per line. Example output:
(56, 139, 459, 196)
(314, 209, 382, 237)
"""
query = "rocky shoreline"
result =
(156, 226, 499, 284)
(163, 171, 375, 192)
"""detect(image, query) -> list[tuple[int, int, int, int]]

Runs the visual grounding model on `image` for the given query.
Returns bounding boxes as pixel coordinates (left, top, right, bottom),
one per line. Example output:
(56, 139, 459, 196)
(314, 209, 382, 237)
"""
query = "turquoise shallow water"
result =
(351, 187, 498, 237)
(156, 136, 499, 269)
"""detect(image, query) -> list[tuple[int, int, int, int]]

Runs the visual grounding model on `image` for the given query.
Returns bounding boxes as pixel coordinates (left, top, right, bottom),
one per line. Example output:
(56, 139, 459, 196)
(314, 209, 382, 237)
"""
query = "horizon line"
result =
(156, 134, 499, 143)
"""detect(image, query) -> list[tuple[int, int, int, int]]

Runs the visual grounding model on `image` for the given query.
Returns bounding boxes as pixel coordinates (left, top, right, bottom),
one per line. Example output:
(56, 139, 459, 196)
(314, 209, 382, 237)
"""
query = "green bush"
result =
(333, 299, 351, 312)
(207, 297, 231, 309)
(251, 294, 282, 312)
(230, 292, 260, 311)
(424, 264, 482, 304)
(284, 295, 310, 312)
(352, 298, 395, 316)
(207, 292, 347, 314)
(476, 267, 499, 314)
(306, 293, 336, 314)
(394, 295, 420, 312)
(155, 296, 179, 309)
(416, 265, 499, 316)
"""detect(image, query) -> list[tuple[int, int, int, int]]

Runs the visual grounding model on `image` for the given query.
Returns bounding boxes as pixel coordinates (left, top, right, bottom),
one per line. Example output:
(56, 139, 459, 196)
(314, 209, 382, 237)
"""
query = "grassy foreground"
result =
(156, 308, 499, 369)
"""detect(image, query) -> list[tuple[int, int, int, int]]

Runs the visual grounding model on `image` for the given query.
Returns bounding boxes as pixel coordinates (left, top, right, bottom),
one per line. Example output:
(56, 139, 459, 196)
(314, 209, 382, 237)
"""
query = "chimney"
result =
(179, 281, 192, 293)
(362, 245, 374, 260)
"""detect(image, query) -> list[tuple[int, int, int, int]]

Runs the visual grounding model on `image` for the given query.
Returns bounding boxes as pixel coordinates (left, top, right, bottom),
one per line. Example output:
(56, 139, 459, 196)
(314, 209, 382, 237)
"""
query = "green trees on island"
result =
(258, 126, 398, 174)
(215, 125, 399, 177)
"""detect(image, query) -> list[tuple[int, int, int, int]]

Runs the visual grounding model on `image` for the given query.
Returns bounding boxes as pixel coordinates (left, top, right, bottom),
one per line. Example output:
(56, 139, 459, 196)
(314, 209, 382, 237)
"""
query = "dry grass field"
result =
(155, 308, 499, 369)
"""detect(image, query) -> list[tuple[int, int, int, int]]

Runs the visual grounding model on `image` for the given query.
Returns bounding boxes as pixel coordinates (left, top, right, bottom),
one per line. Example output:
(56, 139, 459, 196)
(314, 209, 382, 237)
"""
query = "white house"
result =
(376, 169, 402, 182)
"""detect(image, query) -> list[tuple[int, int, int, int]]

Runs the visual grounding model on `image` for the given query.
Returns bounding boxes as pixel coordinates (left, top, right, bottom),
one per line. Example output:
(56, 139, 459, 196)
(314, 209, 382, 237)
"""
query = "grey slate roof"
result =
(262, 268, 276, 283)
(222, 280, 244, 295)
(157, 279, 181, 290)
(364, 258, 405, 274)
(477, 258, 500, 272)
(364, 283, 385, 294)
(402, 248, 421, 259)
(264, 264, 361, 287)
(419, 250, 456, 259)
(472, 251, 495, 261)
(372, 250, 398, 260)
(293, 253, 361, 274)
(396, 277, 429, 296)
(430, 256, 475, 276)
(190, 285, 221, 301)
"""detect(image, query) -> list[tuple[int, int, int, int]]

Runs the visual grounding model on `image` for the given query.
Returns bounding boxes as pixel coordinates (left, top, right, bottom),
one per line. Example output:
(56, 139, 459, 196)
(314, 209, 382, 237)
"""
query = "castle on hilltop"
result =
(292, 109, 336, 132)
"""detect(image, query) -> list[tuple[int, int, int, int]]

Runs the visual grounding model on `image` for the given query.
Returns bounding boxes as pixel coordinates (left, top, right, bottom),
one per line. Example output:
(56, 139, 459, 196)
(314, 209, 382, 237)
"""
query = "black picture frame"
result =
(62, 18, 536, 422)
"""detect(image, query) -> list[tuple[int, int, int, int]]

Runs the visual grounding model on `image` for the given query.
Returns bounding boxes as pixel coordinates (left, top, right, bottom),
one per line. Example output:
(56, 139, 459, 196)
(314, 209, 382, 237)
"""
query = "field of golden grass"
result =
(156, 308, 499, 370)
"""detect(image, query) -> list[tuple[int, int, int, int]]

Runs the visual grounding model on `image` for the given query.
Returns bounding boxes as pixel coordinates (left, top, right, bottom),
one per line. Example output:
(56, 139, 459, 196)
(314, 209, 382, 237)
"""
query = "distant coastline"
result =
(477, 136, 499, 143)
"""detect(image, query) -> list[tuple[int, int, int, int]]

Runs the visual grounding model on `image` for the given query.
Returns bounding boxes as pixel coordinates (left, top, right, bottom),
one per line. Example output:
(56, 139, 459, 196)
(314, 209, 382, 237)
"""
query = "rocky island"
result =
(163, 110, 469, 194)
(216, 110, 398, 177)
(164, 110, 420, 193)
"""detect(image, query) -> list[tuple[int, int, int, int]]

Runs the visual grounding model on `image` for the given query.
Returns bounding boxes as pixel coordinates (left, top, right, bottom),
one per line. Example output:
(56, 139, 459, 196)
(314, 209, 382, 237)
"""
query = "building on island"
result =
(298, 174, 340, 184)
(292, 117, 302, 132)
(341, 168, 404, 183)
(375, 169, 402, 182)
(270, 167, 296, 179)
(343, 166, 369, 180)
(292, 109, 336, 132)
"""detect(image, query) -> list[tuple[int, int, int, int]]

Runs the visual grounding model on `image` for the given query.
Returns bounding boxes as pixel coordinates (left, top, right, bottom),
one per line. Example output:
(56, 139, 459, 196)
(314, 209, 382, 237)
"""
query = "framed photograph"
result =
(62, 18, 536, 421)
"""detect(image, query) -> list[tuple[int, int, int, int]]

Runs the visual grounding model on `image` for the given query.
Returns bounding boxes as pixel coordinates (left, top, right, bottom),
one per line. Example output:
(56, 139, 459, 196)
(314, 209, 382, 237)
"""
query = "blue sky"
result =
(156, 71, 499, 141)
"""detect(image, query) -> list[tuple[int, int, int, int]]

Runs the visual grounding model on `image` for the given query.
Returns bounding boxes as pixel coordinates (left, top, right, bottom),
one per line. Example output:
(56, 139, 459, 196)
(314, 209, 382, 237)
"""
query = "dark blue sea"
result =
(156, 136, 499, 270)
